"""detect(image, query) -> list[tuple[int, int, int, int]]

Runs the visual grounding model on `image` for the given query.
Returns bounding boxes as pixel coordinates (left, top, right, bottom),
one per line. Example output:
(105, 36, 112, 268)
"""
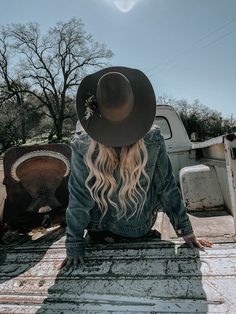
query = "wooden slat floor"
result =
(1, 211, 236, 314)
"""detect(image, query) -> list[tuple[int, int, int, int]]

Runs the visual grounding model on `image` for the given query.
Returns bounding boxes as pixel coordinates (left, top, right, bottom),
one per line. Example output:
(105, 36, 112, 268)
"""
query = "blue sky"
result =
(0, 0, 235, 117)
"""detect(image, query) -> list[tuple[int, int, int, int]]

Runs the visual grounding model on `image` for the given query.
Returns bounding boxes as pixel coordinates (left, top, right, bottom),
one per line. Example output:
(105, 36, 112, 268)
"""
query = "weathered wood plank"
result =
(1, 224, 236, 313)
(1, 249, 236, 278)
(0, 294, 229, 313)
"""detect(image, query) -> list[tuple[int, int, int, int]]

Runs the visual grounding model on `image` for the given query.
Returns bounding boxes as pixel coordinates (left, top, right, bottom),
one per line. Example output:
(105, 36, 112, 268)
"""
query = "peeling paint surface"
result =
(0, 225, 236, 313)
(1, 120, 236, 313)
(180, 164, 225, 211)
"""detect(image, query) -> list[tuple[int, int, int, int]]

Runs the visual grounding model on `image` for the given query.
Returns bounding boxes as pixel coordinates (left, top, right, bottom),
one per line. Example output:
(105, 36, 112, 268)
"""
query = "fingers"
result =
(59, 257, 68, 270)
(192, 239, 205, 251)
(60, 257, 83, 272)
(184, 238, 204, 250)
(73, 258, 79, 269)
(104, 236, 115, 243)
(185, 238, 214, 251)
(198, 239, 214, 247)
(63, 257, 74, 271)
(80, 257, 85, 266)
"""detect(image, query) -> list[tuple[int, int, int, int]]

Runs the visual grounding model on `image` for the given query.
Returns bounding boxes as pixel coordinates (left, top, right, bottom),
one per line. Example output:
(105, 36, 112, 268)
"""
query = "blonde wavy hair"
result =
(83, 130, 151, 223)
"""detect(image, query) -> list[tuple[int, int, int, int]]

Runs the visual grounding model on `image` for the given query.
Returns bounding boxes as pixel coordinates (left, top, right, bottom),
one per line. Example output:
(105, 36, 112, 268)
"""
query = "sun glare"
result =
(114, 0, 137, 12)
(103, 0, 140, 13)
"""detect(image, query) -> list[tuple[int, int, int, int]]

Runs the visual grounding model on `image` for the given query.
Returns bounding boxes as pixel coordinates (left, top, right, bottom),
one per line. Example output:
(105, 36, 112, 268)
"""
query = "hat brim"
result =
(76, 66, 156, 147)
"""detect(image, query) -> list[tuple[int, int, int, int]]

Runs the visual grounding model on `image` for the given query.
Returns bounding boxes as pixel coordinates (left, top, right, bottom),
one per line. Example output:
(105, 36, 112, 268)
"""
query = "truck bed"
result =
(1, 210, 236, 314)
(1, 152, 236, 313)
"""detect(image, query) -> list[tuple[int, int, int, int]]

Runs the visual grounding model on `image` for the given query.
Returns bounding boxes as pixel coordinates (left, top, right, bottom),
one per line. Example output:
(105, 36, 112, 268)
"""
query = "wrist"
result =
(182, 232, 195, 239)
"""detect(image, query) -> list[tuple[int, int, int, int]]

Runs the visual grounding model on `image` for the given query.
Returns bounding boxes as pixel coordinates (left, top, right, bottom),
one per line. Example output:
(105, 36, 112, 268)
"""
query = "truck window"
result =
(154, 116, 172, 140)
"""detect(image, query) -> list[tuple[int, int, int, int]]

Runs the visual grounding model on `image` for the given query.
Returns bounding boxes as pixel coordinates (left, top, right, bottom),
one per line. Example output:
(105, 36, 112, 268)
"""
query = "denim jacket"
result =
(65, 125, 194, 258)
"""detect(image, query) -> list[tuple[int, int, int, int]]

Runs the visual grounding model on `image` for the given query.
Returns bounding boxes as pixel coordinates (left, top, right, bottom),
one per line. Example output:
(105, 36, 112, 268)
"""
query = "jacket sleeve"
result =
(155, 133, 194, 238)
(65, 137, 95, 258)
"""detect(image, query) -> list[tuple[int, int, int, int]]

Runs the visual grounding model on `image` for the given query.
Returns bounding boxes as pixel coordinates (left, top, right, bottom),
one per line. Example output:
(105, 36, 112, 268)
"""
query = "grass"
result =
(0, 131, 75, 158)
(23, 132, 74, 146)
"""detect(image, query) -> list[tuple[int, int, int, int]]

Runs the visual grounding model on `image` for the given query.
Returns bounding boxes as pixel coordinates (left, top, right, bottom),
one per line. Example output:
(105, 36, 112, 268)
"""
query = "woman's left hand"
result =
(183, 233, 213, 250)
(59, 256, 85, 271)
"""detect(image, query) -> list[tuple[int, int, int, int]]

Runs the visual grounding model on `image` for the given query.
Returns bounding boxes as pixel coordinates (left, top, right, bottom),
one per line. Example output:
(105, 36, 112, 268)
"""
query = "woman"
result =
(61, 66, 213, 270)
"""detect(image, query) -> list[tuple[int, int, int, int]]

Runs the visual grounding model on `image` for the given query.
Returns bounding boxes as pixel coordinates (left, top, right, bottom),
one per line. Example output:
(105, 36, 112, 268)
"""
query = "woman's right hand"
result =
(59, 256, 85, 271)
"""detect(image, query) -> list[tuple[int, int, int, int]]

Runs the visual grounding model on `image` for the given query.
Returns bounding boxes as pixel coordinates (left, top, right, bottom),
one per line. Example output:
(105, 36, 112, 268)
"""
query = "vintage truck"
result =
(0, 104, 236, 313)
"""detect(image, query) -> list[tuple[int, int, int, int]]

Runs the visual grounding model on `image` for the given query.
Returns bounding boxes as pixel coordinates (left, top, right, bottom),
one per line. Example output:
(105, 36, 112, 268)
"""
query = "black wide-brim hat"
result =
(76, 66, 156, 147)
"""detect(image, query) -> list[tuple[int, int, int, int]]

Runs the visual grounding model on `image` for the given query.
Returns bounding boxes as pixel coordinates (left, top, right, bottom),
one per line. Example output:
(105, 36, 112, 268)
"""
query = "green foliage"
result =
(0, 100, 23, 152)
(157, 96, 236, 141)
(0, 97, 42, 152)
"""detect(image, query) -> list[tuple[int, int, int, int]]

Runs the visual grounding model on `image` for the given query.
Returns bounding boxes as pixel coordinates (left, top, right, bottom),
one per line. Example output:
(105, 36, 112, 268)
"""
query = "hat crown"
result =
(96, 72, 134, 122)
(76, 66, 156, 147)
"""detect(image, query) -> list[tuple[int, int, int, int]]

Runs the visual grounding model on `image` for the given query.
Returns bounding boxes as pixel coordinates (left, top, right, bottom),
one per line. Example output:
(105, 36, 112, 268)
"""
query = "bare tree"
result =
(0, 29, 30, 143)
(157, 94, 175, 107)
(7, 18, 113, 140)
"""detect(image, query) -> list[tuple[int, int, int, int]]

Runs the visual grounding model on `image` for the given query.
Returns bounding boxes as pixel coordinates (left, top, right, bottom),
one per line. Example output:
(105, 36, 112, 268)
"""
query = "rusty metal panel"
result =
(2, 144, 71, 232)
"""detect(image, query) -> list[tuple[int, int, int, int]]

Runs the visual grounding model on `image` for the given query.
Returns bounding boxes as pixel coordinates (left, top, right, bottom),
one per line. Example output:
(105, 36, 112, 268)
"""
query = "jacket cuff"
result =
(65, 241, 85, 258)
(182, 232, 195, 239)
(174, 224, 194, 238)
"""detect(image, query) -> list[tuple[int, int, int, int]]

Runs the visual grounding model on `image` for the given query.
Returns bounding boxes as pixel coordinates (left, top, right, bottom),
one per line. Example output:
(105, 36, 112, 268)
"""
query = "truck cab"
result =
(153, 105, 236, 244)
(155, 105, 194, 179)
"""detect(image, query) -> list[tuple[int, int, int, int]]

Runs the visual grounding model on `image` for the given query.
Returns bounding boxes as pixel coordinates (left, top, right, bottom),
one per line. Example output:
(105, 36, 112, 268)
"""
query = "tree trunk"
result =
(20, 119, 26, 144)
(55, 118, 63, 141)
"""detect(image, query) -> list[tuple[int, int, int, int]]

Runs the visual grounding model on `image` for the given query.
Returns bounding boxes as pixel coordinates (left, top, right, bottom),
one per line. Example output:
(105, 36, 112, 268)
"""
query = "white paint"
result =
(1, 233, 236, 313)
(224, 137, 236, 234)
(154, 105, 192, 152)
(179, 164, 224, 211)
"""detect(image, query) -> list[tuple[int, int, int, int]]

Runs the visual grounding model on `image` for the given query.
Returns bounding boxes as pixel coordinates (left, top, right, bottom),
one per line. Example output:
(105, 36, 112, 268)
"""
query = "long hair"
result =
(83, 129, 150, 223)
